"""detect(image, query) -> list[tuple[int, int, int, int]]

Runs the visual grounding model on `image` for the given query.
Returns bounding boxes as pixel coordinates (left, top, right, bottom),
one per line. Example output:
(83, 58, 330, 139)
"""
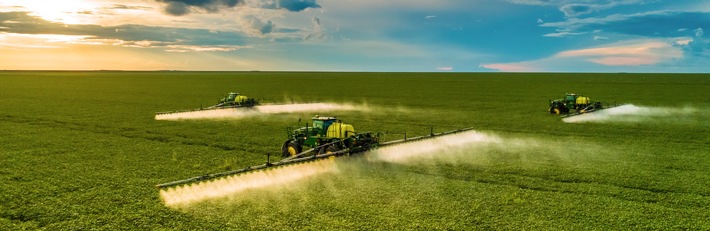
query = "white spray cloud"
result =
(562, 104, 699, 123)
(160, 130, 504, 207)
(369, 131, 505, 164)
(160, 159, 338, 207)
(158, 129, 603, 207)
(155, 102, 369, 120)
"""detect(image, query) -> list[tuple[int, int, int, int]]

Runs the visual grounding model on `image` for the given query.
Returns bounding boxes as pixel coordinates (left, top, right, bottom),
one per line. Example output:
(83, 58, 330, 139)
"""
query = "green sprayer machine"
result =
(155, 115, 473, 189)
(549, 93, 622, 117)
(155, 91, 258, 117)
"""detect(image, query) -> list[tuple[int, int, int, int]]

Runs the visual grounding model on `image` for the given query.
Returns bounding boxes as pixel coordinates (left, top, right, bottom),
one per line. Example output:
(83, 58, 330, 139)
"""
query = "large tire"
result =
(281, 140, 291, 157)
(281, 140, 301, 157)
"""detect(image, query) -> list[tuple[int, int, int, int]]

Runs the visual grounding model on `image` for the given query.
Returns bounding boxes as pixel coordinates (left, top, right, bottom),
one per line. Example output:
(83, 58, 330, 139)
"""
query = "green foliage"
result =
(1, 71, 709, 230)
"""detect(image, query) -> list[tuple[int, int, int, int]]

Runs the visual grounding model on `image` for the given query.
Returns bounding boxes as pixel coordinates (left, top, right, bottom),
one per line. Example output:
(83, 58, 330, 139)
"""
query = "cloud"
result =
(561, 40, 683, 66)
(541, 11, 710, 38)
(155, 0, 320, 16)
(543, 31, 586, 37)
(275, 0, 321, 12)
(108, 4, 153, 10)
(683, 36, 710, 58)
(162, 1, 190, 15)
(238, 15, 275, 36)
(163, 44, 248, 52)
(482, 39, 684, 72)
(156, 0, 243, 16)
(304, 16, 329, 41)
(694, 28, 704, 37)
(480, 63, 538, 72)
(560, 4, 593, 17)
(508, 0, 646, 17)
(0, 12, 249, 52)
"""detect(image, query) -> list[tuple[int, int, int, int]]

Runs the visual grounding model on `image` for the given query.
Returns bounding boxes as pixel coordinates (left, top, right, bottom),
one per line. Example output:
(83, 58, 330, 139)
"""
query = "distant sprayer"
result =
(155, 91, 259, 117)
(548, 93, 624, 118)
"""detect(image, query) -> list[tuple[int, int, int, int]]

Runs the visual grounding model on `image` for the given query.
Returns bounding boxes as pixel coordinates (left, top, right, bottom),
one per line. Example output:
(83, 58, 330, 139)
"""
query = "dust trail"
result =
(155, 103, 369, 120)
(160, 159, 338, 207)
(562, 104, 698, 123)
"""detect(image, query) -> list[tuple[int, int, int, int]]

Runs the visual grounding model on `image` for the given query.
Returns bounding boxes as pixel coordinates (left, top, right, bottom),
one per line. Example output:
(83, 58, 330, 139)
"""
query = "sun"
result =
(16, 0, 99, 25)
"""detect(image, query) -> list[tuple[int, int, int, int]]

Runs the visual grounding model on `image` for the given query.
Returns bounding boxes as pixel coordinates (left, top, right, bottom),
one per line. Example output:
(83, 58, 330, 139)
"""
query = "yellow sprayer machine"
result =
(155, 91, 258, 118)
(549, 93, 623, 117)
(155, 115, 473, 189)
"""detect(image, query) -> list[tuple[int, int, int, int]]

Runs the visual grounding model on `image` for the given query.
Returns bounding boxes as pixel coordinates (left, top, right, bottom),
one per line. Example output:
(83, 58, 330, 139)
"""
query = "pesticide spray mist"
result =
(160, 159, 339, 207)
(562, 104, 699, 123)
(368, 131, 505, 164)
(155, 103, 368, 120)
(159, 130, 515, 207)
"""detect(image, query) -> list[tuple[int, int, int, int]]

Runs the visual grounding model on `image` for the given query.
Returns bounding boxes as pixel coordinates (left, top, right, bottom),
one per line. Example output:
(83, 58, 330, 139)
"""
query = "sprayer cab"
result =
(217, 92, 257, 107)
(549, 93, 608, 116)
(282, 116, 373, 158)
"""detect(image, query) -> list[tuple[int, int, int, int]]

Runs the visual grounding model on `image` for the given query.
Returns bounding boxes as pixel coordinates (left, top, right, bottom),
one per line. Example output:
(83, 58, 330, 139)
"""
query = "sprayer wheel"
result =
(281, 140, 293, 157)
(286, 142, 301, 157)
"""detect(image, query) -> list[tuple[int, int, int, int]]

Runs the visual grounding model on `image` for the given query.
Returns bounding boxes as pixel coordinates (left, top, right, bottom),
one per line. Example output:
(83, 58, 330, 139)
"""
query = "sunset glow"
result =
(0, 0, 707, 72)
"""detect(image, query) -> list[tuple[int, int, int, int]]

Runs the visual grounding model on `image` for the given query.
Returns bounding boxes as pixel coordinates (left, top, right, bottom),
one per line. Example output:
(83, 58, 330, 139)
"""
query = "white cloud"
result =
(482, 39, 684, 72)
(508, 0, 647, 17)
(675, 38, 692, 45)
(0, 33, 90, 49)
(694, 28, 704, 37)
(480, 63, 538, 72)
(543, 31, 586, 37)
(304, 16, 330, 41)
(559, 40, 681, 65)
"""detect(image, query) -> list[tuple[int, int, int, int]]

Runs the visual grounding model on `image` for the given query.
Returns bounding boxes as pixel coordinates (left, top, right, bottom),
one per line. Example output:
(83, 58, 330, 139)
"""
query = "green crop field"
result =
(1, 71, 709, 230)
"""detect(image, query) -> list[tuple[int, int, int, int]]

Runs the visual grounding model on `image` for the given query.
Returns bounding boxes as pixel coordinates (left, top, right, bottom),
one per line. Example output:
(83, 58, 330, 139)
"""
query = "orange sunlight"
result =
(14, 0, 100, 24)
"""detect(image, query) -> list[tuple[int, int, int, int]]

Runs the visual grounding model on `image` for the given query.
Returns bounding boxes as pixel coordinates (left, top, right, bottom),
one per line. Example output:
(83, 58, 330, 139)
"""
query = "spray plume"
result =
(159, 130, 505, 207)
(160, 159, 338, 207)
(155, 103, 368, 120)
(562, 104, 698, 123)
(369, 130, 505, 164)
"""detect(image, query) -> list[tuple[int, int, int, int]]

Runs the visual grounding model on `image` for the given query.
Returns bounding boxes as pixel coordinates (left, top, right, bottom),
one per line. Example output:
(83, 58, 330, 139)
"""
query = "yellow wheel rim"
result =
(554, 108, 560, 114)
(288, 147, 297, 156)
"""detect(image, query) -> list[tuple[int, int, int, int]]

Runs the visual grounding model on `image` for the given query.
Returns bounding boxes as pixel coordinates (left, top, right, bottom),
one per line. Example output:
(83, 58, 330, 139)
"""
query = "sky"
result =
(0, 0, 708, 72)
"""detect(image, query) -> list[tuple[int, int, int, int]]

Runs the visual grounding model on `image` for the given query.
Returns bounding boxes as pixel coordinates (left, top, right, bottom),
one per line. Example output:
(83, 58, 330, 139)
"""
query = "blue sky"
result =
(0, 0, 708, 72)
